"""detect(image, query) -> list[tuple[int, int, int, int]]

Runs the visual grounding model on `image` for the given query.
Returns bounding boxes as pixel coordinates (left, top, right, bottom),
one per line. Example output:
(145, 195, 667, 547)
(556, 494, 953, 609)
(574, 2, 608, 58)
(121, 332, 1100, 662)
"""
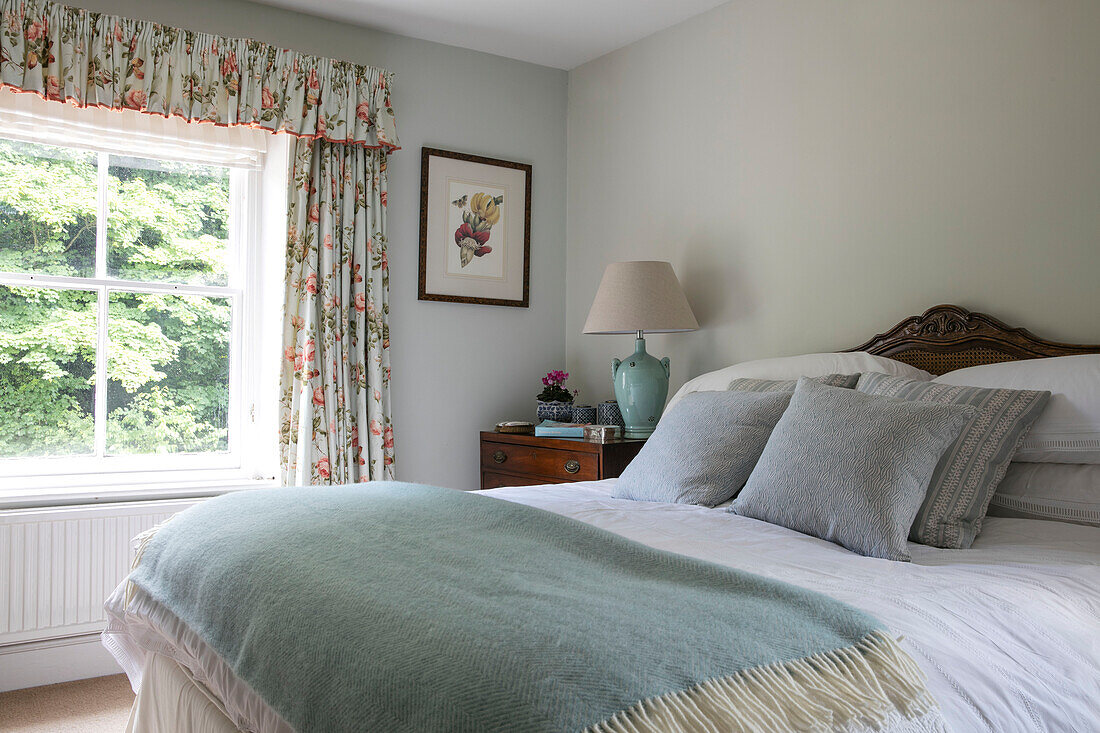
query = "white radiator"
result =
(0, 499, 199, 646)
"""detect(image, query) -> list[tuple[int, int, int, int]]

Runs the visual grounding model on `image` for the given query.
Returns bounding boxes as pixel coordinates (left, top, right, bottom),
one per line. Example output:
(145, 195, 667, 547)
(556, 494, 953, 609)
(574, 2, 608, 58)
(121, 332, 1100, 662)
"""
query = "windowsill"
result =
(0, 475, 279, 511)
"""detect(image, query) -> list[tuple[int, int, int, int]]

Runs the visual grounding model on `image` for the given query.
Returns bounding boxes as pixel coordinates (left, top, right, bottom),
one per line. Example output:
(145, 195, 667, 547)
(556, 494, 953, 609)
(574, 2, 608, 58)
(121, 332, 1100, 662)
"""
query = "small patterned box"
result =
(572, 404, 597, 424)
(597, 400, 625, 429)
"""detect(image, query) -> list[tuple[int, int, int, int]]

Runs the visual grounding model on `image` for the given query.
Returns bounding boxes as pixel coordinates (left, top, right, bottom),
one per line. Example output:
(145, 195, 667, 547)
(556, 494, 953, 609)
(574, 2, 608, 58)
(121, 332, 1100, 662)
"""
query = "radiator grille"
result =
(0, 501, 197, 645)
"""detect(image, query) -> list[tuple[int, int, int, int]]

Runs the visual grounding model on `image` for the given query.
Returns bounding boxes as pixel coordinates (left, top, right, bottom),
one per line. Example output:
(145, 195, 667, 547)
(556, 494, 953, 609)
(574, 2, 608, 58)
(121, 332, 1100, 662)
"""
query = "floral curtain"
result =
(0, 0, 399, 150)
(1, 0, 400, 484)
(280, 138, 394, 484)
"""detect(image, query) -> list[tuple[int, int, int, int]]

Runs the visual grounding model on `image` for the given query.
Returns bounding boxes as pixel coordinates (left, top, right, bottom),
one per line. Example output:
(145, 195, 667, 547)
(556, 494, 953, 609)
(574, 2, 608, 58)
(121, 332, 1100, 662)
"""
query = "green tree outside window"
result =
(0, 138, 234, 460)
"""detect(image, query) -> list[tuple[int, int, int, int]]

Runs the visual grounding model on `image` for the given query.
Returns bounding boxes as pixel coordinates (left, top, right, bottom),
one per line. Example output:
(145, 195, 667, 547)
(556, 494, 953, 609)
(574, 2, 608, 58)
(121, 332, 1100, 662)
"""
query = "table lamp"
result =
(583, 261, 698, 438)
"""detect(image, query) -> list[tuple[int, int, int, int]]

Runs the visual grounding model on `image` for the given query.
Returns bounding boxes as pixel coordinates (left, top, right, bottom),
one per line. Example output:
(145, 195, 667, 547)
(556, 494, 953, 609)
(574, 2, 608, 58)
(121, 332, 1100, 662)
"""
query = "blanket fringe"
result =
(585, 631, 937, 733)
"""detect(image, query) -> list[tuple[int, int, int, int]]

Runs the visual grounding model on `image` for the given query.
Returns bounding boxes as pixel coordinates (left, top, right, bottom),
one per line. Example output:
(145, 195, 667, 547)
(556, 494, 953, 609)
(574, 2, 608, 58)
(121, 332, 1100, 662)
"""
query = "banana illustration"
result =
(453, 191, 500, 267)
(470, 192, 501, 227)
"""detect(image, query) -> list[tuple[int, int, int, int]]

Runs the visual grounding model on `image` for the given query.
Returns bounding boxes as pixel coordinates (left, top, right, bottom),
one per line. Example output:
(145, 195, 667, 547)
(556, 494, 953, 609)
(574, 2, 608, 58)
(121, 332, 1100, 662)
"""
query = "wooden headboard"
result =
(847, 304, 1100, 376)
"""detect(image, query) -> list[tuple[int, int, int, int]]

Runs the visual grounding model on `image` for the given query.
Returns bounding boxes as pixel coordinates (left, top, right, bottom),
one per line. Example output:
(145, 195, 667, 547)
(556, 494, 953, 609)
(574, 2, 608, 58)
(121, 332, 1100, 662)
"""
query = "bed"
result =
(103, 305, 1100, 732)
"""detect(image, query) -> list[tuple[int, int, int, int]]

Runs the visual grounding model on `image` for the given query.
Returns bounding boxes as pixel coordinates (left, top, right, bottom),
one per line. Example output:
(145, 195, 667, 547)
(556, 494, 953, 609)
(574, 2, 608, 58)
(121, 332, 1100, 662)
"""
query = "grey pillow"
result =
(731, 378, 975, 561)
(986, 463, 1100, 528)
(614, 391, 793, 507)
(857, 372, 1051, 549)
(727, 373, 859, 392)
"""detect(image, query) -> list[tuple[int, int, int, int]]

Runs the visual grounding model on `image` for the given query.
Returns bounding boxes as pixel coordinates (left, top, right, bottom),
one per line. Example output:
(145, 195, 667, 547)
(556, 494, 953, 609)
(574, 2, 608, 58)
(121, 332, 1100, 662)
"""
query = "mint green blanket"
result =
(128, 482, 937, 732)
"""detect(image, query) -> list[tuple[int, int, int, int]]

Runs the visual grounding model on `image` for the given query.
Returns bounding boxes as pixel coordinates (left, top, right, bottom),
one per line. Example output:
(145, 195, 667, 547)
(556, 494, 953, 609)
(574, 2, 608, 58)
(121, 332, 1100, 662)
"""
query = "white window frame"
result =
(0, 112, 285, 505)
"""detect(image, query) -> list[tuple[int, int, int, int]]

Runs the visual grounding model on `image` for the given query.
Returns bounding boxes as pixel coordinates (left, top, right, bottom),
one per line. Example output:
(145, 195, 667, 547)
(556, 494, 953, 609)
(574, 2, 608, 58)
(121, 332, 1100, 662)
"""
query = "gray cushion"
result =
(731, 378, 975, 561)
(727, 373, 859, 392)
(614, 391, 793, 507)
(856, 372, 1051, 549)
(987, 463, 1100, 528)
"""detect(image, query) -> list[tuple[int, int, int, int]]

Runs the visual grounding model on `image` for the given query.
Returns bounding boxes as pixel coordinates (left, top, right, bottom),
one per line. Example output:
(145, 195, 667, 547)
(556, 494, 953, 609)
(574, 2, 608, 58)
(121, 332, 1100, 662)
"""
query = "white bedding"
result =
(106, 480, 1100, 733)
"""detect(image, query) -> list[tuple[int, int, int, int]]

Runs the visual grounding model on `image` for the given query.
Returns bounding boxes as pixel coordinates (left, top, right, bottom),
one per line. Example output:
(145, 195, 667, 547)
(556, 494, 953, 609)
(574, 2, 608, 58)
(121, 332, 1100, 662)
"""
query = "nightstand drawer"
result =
(480, 442, 599, 481)
(480, 471, 564, 490)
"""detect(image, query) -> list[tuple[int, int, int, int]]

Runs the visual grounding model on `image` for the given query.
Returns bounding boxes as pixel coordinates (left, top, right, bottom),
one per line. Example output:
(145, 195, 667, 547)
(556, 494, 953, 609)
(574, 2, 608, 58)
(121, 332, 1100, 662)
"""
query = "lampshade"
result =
(583, 261, 699, 334)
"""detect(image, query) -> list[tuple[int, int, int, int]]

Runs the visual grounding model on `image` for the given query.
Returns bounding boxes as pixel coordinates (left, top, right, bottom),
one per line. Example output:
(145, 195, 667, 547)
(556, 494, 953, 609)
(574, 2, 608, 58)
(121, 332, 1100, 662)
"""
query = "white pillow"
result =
(934, 354, 1100, 463)
(667, 352, 932, 411)
(987, 463, 1100, 527)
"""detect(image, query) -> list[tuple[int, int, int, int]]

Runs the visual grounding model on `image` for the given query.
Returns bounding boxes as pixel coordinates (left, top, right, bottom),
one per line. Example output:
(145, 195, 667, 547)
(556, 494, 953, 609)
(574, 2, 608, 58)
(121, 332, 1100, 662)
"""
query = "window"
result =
(0, 93, 283, 501)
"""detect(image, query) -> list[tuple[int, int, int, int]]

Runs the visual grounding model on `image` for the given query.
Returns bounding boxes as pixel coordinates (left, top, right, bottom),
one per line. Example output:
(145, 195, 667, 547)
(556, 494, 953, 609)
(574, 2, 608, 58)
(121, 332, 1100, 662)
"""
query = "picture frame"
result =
(418, 147, 532, 307)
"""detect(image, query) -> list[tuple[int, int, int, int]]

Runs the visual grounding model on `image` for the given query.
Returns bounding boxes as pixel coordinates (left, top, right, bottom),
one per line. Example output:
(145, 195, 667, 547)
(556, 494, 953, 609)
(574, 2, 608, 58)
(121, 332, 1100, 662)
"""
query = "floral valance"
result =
(0, 0, 399, 150)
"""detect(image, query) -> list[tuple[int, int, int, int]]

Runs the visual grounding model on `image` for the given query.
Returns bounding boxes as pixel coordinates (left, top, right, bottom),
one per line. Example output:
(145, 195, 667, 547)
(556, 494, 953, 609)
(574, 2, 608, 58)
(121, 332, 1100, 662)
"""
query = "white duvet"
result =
(489, 481, 1100, 733)
(106, 480, 1100, 733)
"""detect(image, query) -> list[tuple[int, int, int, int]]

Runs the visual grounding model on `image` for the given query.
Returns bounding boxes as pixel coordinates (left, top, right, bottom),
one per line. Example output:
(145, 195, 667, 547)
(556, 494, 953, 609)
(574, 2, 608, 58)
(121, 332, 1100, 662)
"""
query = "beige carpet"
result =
(0, 674, 134, 733)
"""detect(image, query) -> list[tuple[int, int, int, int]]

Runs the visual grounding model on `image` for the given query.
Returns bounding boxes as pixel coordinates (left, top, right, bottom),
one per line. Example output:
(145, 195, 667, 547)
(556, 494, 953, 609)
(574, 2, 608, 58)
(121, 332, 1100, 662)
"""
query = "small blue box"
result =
(597, 401, 625, 429)
(572, 404, 596, 424)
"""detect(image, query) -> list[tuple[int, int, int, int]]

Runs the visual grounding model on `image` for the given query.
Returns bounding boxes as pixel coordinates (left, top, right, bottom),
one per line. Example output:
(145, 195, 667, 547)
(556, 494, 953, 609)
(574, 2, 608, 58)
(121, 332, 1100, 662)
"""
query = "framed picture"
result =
(418, 148, 531, 307)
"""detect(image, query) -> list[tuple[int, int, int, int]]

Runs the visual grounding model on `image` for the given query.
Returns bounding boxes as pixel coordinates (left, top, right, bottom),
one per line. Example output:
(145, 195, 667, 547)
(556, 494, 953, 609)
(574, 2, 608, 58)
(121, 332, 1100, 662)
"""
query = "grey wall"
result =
(50, 0, 1100, 483)
(566, 0, 1100, 403)
(77, 0, 569, 488)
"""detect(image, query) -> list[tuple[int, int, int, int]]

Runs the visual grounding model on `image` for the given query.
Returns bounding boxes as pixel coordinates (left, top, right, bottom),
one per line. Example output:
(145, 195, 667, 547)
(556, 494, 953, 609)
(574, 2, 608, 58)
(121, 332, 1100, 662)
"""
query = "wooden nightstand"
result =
(480, 431, 646, 489)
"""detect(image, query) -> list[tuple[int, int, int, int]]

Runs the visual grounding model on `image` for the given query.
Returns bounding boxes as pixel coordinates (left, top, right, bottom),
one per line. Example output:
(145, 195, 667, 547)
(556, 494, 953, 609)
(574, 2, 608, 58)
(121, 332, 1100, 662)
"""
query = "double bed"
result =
(103, 306, 1100, 732)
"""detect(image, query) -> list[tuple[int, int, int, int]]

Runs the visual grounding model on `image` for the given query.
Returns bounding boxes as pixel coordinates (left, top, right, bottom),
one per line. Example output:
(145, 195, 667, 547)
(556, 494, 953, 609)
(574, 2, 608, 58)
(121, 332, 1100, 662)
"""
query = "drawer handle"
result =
(492, 450, 507, 464)
(564, 459, 581, 474)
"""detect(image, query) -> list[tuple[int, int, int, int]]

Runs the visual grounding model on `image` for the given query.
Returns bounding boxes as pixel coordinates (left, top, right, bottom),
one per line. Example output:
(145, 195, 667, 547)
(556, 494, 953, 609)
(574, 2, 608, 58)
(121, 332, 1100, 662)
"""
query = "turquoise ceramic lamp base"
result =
(612, 333, 671, 439)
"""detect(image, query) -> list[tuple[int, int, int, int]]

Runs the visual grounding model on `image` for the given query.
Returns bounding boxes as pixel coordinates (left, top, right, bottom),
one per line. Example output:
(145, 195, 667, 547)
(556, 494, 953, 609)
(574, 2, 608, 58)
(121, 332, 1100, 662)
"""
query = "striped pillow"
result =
(727, 373, 859, 392)
(856, 373, 1051, 549)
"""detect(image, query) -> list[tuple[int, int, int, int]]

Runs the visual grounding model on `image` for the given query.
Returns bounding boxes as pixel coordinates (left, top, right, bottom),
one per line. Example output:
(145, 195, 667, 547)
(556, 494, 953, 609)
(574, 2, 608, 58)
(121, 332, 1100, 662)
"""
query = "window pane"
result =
(106, 291, 231, 455)
(0, 285, 96, 458)
(0, 139, 98, 277)
(107, 156, 231, 286)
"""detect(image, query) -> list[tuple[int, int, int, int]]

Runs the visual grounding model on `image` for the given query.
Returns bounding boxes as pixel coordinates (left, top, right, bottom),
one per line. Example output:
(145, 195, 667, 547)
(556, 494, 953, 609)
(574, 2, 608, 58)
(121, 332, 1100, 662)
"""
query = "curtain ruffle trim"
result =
(1, 0, 399, 150)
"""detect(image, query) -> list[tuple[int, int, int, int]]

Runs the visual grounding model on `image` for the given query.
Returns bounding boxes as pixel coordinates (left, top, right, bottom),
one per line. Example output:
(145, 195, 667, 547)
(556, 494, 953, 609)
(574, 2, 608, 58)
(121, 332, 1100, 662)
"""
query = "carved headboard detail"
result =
(847, 304, 1100, 375)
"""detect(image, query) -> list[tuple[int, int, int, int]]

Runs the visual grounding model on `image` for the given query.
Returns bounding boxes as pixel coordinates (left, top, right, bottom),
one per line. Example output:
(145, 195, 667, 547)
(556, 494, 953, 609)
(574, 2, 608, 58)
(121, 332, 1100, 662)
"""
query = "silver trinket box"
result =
(583, 424, 621, 443)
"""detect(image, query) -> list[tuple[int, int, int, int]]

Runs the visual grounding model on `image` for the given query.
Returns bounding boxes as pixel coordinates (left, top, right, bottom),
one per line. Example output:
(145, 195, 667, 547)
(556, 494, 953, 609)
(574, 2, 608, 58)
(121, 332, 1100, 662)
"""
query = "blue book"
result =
(534, 420, 586, 438)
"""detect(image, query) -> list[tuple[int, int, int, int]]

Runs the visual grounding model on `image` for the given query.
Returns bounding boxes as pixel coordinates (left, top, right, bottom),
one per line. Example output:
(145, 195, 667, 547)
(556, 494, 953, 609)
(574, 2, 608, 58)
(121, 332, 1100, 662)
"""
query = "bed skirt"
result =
(128, 654, 241, 733)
